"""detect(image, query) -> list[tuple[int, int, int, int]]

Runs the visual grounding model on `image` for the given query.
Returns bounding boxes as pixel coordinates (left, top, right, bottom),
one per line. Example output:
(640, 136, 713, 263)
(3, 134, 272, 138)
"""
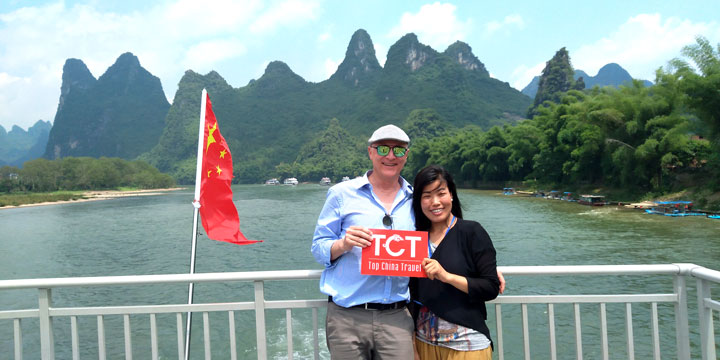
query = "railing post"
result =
(38, 288, 55, 360)
(254, 280, 267, 360)
(14, 318, 22, 360)
(696, 278, 716, 360)
(673, 275, 690, 359)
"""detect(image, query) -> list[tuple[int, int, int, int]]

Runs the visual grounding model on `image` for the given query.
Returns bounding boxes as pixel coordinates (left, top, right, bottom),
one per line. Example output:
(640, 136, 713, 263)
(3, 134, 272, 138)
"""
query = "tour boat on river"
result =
(645, 201, 705, 216)
(264, 178, 280, 185)
(283, 177, 299, 186)
(319, 177, 331, 186)
(578, 194, 606, 206)
(561, 191, 575, 201)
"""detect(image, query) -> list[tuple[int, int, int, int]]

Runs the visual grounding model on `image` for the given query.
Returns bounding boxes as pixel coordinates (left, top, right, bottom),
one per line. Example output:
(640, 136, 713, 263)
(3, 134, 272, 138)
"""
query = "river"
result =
(1, 185, 718, 358)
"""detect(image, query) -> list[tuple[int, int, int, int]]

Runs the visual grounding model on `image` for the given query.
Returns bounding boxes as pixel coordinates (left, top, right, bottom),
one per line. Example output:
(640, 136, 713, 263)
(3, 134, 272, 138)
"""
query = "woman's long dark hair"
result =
(412, 165, 463, 231)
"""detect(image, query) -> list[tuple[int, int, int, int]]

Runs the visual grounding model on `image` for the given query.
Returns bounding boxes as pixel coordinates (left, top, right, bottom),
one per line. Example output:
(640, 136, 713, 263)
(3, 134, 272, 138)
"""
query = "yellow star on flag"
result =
(207, 170, 212, 178)
(216, 165, 222, 175)
(206, 123, 217, 153)
(219, 149, 227, 159)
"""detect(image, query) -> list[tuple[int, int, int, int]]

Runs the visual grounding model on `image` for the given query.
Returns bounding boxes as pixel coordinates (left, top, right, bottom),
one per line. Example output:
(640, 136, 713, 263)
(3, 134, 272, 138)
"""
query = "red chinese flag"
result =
(199, 94, 259, 245)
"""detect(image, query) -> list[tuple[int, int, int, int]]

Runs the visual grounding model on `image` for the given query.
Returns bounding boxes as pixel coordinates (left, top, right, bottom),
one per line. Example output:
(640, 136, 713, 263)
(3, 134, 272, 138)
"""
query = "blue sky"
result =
(1, 0, 719, 130)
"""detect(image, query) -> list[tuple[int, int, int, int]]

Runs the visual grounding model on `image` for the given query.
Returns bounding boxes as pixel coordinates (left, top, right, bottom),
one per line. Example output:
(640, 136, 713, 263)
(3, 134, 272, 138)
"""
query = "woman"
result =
(410, 165, 500, 359)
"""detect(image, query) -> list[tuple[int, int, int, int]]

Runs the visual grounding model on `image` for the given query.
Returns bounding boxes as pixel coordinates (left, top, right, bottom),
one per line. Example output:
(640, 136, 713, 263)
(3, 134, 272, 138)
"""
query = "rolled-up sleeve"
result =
(311, 188, 343, 267)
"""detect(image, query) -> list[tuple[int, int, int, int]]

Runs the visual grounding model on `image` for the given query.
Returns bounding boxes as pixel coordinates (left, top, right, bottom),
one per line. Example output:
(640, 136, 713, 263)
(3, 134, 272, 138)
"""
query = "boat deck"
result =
(0, 264, 718, 359)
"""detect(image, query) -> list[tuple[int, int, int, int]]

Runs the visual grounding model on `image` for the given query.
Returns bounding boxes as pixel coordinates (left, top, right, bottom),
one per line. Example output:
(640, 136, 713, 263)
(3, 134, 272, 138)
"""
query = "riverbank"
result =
(0, 188, 184, 209)
(505, 184, 720, 212)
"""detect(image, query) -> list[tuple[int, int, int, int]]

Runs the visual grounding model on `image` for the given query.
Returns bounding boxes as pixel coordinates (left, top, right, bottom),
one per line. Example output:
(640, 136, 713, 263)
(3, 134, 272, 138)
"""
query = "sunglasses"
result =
(371, 145, 408, 157)
(382, 214, 393, 228)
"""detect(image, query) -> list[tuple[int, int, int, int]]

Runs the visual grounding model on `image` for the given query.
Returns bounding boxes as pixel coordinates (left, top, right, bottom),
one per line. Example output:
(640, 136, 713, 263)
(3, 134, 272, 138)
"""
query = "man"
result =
(311, 124, 415, 359)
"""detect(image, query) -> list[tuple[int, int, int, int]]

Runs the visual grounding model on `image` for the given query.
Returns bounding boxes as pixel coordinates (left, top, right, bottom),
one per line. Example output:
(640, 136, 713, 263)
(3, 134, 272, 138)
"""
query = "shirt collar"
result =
(357, 171, 413, 195)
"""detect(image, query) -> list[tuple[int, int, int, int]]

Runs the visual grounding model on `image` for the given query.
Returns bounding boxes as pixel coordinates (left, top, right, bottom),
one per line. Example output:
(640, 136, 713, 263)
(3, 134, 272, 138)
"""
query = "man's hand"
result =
(338, 225, 373, 251)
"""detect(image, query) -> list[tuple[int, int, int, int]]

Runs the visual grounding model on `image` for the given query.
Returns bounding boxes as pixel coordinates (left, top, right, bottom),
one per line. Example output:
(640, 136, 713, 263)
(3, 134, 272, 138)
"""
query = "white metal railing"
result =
(0, 264, 717, 359)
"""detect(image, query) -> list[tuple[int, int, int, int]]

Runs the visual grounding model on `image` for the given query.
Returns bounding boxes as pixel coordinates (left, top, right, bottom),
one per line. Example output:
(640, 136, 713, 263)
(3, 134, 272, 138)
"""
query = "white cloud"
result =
(484, 14, 525, 36)
(250, 0, 321, 34)
(572, 14, 720, 81)
(318, 32, 331, 42)
(387, 2, 471, 50)
(510, 62, 545, 90)
(0, 72, 27, 87)
(0, 0, 322, 129)
(0, 70, 56, 129)
(507, 14, 720, 91)
(324, 58, 340, 78)
(182, 39, 247, 73)
(164, 0, 261, 35)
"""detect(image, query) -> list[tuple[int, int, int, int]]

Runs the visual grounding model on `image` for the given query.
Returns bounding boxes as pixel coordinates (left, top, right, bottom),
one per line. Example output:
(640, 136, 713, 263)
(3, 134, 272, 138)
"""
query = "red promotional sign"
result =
(361, 229, 428, 278)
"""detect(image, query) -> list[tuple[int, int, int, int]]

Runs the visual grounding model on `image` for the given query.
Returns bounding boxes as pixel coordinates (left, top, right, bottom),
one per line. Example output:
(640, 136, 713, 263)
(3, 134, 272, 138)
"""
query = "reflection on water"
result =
(0, 186, 718, 358)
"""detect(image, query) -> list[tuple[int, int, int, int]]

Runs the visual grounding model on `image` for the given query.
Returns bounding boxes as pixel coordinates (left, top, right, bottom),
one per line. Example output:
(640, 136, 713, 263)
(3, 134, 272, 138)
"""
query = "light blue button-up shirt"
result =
(311, 172, 415, 308)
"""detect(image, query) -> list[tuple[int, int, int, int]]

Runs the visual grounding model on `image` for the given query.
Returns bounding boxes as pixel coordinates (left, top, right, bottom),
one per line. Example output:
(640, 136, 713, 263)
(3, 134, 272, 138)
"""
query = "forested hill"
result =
(521, 63, 654, 98)
(44, 53, 170, 160)
(0, 120, 51, 167)
(143, 29, 532, 183)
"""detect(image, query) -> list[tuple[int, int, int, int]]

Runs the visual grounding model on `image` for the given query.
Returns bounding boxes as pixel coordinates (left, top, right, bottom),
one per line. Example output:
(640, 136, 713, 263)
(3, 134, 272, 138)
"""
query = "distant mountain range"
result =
(22, 29, 531, 181)
(4, 29, 656, 184)
(0, 120, 51, 167)
(521, 63, 654, 99)
(142, 29, 532, 182)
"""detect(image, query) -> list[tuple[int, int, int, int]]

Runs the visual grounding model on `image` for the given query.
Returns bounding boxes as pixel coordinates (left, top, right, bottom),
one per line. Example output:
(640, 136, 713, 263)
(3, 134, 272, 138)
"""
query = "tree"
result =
(21, 159, 61, 191)
(293, 118, 368, 182)
(402, 109, 451, 141)
(673, 36, 720, 188)
(573, 76, 586, 91)
(0, 165, 21, 192)
(505, 122, 541, 180)
(529, 48, 576, 117)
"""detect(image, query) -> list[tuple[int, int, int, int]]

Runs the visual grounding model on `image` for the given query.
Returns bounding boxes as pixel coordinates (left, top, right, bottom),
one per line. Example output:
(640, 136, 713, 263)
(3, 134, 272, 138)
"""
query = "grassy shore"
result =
(0, 191, 87, 207)
(0, 188, 183, 208)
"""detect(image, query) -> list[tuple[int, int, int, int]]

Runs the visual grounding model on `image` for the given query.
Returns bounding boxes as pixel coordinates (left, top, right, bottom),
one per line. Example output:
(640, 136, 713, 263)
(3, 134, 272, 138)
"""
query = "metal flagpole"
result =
(185, 89, 208, 360)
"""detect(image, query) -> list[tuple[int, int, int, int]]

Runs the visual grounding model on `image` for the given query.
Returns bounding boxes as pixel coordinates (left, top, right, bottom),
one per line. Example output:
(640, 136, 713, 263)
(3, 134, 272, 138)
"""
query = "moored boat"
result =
(624, 201, 657, 209)
(319, 177, 331, 186)
(283, 177, 299, 186)
(645, 201, 705, 216)
(341, 176, 350, 182)
(264, 178, 280, 185)
(578, 195, 606, 206)
(546, 190, 562, 200)
(502, 187, 516, 195)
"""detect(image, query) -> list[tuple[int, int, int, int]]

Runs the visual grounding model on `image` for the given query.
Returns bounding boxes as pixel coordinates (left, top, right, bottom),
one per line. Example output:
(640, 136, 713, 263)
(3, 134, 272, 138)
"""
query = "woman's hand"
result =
(498, 269, 506, 294)
(422, 258, 449, 282)
(422, 258, 469, 293)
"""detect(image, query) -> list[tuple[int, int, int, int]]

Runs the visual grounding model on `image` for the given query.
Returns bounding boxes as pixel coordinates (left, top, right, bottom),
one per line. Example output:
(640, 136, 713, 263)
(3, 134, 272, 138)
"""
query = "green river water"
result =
(1, 185, 718, 359)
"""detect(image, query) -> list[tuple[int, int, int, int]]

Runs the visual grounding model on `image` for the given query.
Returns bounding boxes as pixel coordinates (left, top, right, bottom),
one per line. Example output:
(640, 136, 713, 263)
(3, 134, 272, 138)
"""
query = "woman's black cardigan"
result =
(409, 219, 500, 345)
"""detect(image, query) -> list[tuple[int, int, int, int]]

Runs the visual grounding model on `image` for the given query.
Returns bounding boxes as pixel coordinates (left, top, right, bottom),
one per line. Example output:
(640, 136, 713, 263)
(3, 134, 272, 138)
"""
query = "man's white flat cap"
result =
(368, 124, 410, 145)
